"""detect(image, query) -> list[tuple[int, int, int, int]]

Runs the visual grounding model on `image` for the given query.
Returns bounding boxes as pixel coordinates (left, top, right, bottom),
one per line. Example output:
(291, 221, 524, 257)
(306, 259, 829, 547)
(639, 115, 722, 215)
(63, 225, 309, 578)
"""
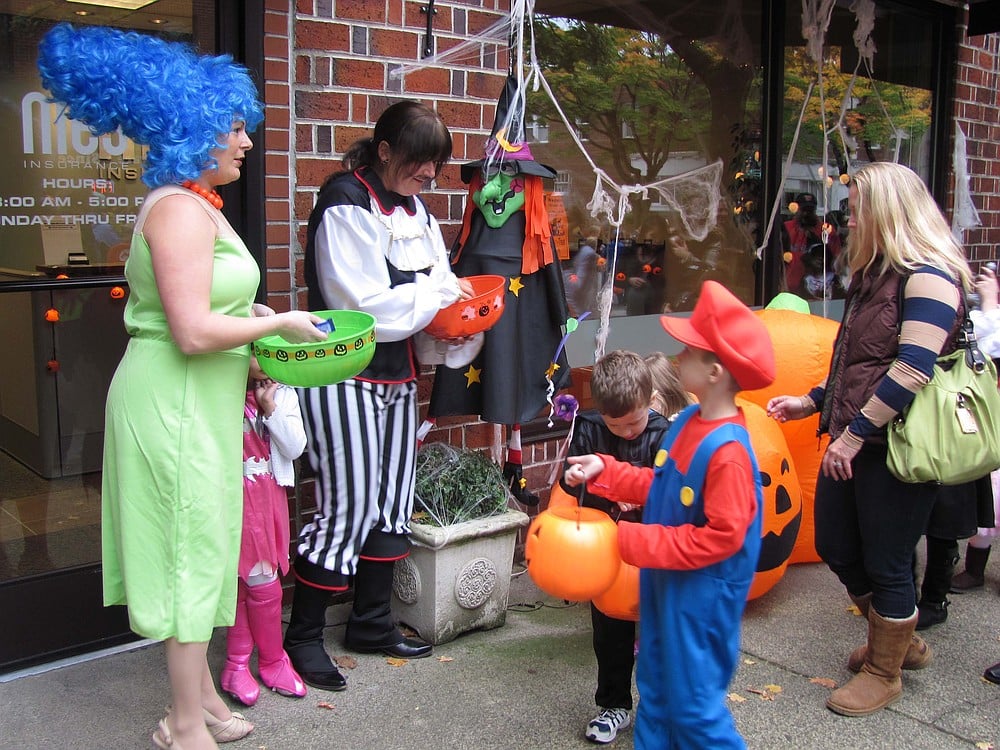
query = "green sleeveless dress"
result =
(101, 186, 259, 642)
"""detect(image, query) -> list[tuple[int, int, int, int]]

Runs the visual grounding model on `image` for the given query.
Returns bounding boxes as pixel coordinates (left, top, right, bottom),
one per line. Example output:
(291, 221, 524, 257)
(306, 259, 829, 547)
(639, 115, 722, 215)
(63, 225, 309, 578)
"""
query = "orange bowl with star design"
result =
(424, 274, 506, 339)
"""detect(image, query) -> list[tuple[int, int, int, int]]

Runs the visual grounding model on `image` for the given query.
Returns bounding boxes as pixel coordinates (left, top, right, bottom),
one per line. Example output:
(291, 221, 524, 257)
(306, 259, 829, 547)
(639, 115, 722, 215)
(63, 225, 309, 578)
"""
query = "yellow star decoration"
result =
(464, 365, 482, 387)
(545, 361, 561, 379)
(508, 276, 524, 297)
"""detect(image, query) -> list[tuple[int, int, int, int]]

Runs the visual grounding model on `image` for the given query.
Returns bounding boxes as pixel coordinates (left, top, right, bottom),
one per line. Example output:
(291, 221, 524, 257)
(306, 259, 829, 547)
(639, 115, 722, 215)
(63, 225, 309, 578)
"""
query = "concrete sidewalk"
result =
(1, 555, 999, 749)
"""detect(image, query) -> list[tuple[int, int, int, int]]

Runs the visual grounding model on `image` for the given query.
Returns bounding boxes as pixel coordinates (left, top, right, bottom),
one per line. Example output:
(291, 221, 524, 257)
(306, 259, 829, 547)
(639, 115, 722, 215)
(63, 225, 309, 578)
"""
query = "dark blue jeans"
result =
(814, 442, 938, 619)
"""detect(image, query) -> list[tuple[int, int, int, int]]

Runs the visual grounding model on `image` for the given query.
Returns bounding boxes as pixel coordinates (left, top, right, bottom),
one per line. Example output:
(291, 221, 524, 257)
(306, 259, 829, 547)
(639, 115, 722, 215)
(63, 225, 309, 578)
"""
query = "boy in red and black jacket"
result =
(557, 350, 677, 745)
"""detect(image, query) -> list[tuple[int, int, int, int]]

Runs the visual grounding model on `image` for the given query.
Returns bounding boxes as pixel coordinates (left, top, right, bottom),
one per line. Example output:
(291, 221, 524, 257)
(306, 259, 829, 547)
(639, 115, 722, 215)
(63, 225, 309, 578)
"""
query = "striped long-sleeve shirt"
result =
(809, 266, 961, 450)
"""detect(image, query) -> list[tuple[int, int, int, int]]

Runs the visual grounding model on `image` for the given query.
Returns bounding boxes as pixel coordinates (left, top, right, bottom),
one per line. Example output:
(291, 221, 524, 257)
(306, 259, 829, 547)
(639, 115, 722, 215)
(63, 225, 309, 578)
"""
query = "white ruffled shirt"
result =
(313, 194, 463, 343)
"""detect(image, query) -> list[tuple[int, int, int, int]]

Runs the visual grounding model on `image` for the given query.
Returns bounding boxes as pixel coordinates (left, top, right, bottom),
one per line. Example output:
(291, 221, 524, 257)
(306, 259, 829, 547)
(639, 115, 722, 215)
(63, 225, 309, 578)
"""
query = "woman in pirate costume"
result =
(285, 102, 473, 690)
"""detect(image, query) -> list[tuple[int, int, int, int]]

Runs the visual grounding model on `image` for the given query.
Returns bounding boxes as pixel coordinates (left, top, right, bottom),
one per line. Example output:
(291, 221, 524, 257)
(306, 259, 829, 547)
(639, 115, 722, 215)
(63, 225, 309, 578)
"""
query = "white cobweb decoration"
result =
(533, 69, 725, 358)
(952, 123, 981, 240)
(852, 0, 877, 67)
(585, 163, 724, 359)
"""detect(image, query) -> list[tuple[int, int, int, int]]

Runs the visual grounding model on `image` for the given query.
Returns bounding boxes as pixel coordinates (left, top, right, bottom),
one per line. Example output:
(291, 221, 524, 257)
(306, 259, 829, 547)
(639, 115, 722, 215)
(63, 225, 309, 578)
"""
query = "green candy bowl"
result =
(253, 309, 377, 387)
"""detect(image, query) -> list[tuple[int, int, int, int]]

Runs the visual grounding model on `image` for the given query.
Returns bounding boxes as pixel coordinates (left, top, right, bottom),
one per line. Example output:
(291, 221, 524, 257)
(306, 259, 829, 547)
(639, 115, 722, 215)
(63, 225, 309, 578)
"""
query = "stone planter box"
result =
(391, 509, 530, 645)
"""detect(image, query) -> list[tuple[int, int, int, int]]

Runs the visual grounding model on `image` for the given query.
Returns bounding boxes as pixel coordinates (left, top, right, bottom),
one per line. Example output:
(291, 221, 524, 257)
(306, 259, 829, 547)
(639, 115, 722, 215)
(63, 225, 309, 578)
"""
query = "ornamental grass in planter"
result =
(391, 443, 529, 645)
(412, 443, 512, 526)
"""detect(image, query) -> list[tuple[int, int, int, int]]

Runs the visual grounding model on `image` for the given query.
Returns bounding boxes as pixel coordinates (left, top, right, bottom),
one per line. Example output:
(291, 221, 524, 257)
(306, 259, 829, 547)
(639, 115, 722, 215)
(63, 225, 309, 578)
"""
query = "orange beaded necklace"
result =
(181, 179, 224, 210)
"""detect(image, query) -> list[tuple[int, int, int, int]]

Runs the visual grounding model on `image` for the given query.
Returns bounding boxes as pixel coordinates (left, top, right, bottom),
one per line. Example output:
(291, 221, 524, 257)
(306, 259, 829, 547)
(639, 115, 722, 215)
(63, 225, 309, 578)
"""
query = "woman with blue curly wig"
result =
(37, 23, 327, 750)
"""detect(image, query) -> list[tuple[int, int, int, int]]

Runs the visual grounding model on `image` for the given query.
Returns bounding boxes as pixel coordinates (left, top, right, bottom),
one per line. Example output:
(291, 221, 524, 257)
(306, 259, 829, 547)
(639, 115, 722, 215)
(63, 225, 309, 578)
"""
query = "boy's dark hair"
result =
(590, 350, 652, 418)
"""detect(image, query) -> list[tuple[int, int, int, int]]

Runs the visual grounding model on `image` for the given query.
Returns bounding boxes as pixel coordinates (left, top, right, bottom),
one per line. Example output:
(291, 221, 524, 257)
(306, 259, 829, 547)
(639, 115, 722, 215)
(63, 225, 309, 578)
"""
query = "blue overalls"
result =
(634, 405, 763, 750)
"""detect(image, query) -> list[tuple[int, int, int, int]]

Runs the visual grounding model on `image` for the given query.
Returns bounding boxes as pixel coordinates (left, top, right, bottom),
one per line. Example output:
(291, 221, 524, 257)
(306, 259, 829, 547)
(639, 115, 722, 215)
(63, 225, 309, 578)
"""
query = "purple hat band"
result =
(486, 137, 537, 162)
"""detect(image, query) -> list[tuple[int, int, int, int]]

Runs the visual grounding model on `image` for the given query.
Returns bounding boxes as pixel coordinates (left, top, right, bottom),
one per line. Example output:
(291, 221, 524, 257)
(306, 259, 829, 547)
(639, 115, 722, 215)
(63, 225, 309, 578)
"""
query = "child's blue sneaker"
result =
(585, 707, 630, 744)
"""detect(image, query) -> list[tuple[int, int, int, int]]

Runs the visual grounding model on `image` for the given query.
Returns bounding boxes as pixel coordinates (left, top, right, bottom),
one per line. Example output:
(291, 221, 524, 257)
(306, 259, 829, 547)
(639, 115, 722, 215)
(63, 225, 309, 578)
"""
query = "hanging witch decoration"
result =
(422, 74, 572, 506)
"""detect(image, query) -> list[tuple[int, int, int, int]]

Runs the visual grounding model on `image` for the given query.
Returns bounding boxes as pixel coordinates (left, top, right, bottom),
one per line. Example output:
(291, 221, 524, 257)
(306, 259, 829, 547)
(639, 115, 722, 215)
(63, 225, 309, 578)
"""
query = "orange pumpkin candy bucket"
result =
(546, 483, 639, 618)
(423, 274, 506, 339)
(592, 560, 640, 621)
(525, 505, 621, 602)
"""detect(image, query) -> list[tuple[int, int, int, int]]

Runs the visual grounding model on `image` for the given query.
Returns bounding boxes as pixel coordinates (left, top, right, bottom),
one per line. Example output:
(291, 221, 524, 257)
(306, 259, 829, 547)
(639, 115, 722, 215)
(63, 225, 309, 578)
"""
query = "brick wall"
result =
(264, 0, 566, 514)
(951, 16, 1000, 269)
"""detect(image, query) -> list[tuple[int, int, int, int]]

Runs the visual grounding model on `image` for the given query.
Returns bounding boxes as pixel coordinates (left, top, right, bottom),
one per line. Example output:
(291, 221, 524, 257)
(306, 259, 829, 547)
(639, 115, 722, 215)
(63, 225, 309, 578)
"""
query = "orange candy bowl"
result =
(423, 274, 506, 340)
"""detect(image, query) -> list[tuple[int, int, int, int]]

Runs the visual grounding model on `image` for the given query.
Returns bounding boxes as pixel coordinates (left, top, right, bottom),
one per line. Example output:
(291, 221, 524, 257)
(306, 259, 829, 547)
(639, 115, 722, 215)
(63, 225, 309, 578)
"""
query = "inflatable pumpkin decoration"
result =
(525, 505, 621, 602)
(737, 398, 803, 600)
(743, 307, 838, 564)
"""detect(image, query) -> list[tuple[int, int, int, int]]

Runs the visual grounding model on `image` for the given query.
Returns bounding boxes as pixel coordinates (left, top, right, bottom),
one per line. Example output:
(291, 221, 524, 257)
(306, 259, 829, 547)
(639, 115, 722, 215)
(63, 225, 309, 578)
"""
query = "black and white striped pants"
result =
(297, 379, 417, 576)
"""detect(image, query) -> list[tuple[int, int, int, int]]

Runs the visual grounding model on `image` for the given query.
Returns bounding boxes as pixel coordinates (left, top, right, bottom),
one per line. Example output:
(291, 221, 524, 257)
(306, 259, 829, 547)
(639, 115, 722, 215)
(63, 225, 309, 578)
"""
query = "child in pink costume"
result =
(221, 357, 308, 705)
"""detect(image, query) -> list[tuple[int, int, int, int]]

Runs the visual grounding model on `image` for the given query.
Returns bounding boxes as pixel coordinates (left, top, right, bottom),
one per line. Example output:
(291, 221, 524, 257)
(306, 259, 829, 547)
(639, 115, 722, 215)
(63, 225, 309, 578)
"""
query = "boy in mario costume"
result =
(565, 280, 775, 749)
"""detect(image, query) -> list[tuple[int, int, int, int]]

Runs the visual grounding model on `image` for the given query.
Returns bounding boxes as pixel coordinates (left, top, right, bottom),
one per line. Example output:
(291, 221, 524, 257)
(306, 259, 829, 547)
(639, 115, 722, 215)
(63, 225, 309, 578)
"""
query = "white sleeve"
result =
(971, 309, 1000, 359)
(314, 205, 462, 342)
(261, 387, 306, 487)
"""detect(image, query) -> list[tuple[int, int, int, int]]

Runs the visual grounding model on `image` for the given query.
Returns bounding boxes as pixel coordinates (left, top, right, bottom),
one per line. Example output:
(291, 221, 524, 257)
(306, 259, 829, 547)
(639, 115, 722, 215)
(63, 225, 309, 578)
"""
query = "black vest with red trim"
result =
(304, 167, 429, 384)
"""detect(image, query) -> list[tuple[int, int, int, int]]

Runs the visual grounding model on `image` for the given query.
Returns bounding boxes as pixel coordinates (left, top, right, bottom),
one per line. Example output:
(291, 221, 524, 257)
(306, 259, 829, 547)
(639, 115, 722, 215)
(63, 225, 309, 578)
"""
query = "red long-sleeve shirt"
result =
(588, 412, 758, 570)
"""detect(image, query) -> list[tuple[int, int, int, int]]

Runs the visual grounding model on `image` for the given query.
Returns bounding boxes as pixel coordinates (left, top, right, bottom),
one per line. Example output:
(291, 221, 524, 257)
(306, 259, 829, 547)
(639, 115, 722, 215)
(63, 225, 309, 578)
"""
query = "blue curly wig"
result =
(37, 23, 264, 189)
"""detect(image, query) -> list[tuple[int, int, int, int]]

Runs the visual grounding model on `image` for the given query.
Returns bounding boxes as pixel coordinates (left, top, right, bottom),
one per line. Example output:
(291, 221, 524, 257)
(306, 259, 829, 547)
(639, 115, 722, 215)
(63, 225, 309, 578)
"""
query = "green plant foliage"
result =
(414, 443, 512, 527)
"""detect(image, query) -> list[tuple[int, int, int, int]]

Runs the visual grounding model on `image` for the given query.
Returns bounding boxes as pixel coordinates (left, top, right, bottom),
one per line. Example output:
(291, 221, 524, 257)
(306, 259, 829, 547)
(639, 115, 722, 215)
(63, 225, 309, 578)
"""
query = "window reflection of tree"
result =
(530, 4, 763, 317)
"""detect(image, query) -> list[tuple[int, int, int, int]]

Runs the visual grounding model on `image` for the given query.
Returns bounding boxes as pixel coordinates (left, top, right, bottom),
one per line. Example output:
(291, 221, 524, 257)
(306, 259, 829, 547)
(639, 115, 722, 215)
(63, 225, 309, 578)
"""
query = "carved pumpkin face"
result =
(525, 506, 621, 602)
(738, 398, 803, 601)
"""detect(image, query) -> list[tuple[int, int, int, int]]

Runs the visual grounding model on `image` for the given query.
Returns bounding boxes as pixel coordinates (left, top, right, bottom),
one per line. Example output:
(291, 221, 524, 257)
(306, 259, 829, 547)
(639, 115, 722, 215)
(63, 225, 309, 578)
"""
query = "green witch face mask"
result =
(473, 165, 525, 228)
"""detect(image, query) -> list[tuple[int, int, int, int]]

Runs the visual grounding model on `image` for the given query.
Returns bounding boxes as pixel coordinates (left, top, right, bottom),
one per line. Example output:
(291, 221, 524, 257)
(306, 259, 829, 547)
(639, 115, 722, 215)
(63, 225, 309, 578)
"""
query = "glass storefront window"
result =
(778, 1, 936, 300)
(0, 1, 206, 673)
(530, 8, 764, 315)
(532, 0, 945, 319)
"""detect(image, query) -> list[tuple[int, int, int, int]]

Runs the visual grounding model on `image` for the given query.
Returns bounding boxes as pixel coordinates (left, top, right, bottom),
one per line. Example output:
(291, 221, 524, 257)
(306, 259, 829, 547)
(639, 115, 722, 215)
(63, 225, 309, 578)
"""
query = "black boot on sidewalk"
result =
(344, 556, 432, 659)
(950, 544, 991, 592)
(916, 536, 958, 631)
(283, 572, 347, 691)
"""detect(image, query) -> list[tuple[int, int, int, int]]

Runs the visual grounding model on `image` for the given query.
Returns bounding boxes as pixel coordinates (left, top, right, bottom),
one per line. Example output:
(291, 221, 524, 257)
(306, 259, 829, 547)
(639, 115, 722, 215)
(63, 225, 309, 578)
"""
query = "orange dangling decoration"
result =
(525, 506, 621, 602)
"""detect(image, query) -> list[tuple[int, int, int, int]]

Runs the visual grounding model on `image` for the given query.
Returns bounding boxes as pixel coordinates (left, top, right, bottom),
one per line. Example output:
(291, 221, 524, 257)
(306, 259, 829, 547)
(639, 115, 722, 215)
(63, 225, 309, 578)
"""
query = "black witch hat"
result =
(460, 74, 557, 184)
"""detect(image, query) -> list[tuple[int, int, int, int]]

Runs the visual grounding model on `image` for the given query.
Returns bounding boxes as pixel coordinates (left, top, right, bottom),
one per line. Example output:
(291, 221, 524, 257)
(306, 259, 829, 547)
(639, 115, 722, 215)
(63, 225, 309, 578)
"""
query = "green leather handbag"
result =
(887, 319, 1000, 485)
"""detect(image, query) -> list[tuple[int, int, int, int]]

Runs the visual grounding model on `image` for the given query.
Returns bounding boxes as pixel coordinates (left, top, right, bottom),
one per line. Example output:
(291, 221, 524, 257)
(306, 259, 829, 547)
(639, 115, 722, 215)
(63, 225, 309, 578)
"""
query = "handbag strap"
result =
(958, 313, 989, 373)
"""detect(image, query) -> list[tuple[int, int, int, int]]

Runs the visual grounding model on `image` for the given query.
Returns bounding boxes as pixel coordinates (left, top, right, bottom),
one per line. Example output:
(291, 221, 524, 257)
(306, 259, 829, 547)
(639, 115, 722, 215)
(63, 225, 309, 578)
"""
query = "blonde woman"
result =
(767, 162, 972, 717)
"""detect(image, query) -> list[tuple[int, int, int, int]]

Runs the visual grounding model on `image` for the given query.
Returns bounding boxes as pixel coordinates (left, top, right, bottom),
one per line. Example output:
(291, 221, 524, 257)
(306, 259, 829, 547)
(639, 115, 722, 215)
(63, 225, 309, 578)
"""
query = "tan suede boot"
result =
(845, 593, 931, 673)
(827, 608, 916, 716)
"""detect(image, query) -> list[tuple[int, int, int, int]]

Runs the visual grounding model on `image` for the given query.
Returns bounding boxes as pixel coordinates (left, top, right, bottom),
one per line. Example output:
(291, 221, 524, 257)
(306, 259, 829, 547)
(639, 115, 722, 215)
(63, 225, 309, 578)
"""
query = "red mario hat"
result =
(660, 281, 775, 391)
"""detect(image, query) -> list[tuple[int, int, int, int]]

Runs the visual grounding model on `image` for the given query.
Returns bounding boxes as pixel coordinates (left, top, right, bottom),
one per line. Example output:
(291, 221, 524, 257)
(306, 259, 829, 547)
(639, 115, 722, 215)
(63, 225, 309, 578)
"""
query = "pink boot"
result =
(246, 579, 307, 698)
(221, 581, 261, 706)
